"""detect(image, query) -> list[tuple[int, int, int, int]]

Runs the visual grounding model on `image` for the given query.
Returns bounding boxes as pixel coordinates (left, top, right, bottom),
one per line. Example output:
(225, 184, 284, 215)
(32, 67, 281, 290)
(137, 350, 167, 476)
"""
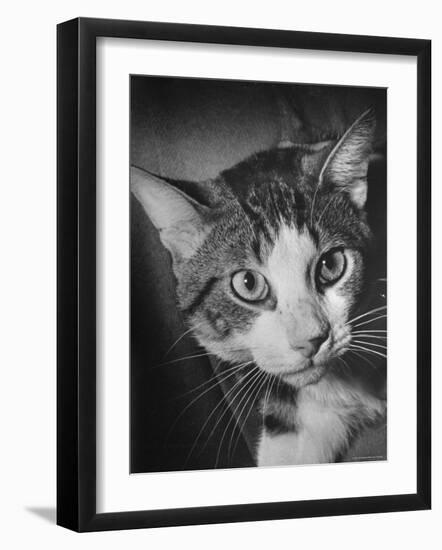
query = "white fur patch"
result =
(244, 224, 319, 376)
(258, 374, 385, 466)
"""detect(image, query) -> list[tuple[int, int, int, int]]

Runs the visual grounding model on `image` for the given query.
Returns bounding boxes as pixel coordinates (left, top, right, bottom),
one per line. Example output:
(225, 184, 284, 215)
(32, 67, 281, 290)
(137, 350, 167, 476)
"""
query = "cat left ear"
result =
(131, 166, 211, 263)
(320, 108, 376, 208)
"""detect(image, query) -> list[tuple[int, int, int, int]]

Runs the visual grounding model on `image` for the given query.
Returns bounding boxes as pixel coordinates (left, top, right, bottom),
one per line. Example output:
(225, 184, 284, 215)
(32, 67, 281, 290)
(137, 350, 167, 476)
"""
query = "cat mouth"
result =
(256, 353, 333, 381)
(280, 363, 314, 377)
(278, 362, 327, 386)
(277, 358, 330, 378)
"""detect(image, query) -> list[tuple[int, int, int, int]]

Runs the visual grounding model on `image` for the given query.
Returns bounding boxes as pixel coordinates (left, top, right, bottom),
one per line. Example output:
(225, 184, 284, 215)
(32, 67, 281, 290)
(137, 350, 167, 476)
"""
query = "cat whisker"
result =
(155, 351, 216, 368)
(351, 334, 387, 342)
(221, 345, 268, 353)
(171, 360, 253, 402)
(347, 349, 380, 372)
(207, 368, 263, 468)
(352, 314, 387, 329)
(352, 333, 387, 342)
(229, 372, 269, 462)
(349, 344, 387, 360)
(230, 376, 269, 462)
(262, 374, 276, 417)
(352, 329, 387, 334)
(182, 372, 252, 465)
(352, 339, 387, 351)
(212, 369, 264, 467)
(184, 366, 259, 465)
(225, 372, 265, 463)
(215, 369, 265, 468)
(165, 361, 254, 444)
(162, 322, 204, 358)
(186, 361, 253, 407)
(347, 305, 387, 325)
(275, 373, 282, 397)
(337, 356, 353, 376)
(210, 378, 260, 468)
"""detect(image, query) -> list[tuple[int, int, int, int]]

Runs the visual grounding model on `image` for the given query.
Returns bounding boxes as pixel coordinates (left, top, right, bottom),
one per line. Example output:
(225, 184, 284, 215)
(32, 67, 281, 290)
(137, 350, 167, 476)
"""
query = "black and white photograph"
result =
(130, 77, 387, 473)
(0, 0, 435, 543)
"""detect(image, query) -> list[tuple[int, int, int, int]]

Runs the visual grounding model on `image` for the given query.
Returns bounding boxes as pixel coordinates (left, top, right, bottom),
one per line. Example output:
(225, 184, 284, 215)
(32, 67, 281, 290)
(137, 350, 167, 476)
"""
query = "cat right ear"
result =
(320, 108, 376, 209)
(131, 166, 211, 262)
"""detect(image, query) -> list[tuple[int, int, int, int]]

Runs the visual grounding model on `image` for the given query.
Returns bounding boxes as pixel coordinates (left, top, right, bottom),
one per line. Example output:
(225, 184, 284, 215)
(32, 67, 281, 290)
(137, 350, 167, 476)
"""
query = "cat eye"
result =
(316, 248, 347, 287)
(231, 270, 269, 302)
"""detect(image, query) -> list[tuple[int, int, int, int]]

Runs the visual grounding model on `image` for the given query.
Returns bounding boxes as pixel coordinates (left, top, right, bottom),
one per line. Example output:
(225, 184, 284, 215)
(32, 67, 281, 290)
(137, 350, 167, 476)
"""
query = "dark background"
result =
(130, 76, 387, 473)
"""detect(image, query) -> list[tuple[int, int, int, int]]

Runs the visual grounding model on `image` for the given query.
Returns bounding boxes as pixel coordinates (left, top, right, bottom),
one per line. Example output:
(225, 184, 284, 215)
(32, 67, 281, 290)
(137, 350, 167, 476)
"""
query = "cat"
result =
(131, 107, 386, 466)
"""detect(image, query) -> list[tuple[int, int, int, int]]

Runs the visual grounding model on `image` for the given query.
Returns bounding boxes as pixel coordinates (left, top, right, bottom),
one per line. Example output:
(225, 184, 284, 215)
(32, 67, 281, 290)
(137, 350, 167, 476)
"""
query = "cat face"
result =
(132, 109, 375, 388)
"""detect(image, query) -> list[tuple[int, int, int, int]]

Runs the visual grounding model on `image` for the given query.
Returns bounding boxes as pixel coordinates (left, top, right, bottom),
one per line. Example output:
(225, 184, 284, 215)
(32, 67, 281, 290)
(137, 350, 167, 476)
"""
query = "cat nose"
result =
(292, 333, 328, 358)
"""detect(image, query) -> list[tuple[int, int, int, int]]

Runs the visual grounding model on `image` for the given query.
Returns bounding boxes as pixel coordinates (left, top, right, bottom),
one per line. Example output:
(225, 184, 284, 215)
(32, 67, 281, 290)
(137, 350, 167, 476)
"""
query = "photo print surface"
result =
(130, 77, 387, 474)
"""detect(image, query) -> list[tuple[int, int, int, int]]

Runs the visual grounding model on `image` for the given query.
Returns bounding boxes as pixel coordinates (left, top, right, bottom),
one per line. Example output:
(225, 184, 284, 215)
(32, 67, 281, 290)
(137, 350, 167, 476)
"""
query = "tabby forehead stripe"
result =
(182, 277, 218, 317)
(240, 199, 274, 246)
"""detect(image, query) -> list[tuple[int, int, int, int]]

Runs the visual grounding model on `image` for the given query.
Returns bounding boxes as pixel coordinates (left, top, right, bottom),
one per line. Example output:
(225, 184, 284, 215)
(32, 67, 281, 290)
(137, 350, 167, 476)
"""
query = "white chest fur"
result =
(257, 374, 385, 466)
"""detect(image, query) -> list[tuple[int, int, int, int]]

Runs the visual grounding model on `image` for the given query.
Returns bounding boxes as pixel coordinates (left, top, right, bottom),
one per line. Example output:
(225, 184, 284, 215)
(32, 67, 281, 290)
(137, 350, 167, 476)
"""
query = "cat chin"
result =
(278, 364, 327, 388)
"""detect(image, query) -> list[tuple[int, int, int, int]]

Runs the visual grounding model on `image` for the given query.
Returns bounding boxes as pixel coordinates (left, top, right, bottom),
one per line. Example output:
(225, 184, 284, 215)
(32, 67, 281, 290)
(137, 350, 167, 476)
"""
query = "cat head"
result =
(132, 109, 376, 388)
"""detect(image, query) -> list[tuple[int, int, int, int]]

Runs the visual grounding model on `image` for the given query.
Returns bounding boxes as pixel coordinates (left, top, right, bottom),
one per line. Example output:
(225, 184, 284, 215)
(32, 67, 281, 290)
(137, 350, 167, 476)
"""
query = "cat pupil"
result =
(244, 272, 255, 291)
(325, 256, 334, 270)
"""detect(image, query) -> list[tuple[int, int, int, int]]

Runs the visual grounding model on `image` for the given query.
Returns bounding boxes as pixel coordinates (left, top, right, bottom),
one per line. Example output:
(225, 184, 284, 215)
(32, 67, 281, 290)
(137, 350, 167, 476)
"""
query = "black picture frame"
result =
(57, 17, 431, 532)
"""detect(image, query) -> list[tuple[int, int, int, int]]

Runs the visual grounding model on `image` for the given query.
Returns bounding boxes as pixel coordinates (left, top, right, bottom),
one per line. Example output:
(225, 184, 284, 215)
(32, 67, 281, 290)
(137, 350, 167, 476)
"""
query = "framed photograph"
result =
(57, 17, 431, 532)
